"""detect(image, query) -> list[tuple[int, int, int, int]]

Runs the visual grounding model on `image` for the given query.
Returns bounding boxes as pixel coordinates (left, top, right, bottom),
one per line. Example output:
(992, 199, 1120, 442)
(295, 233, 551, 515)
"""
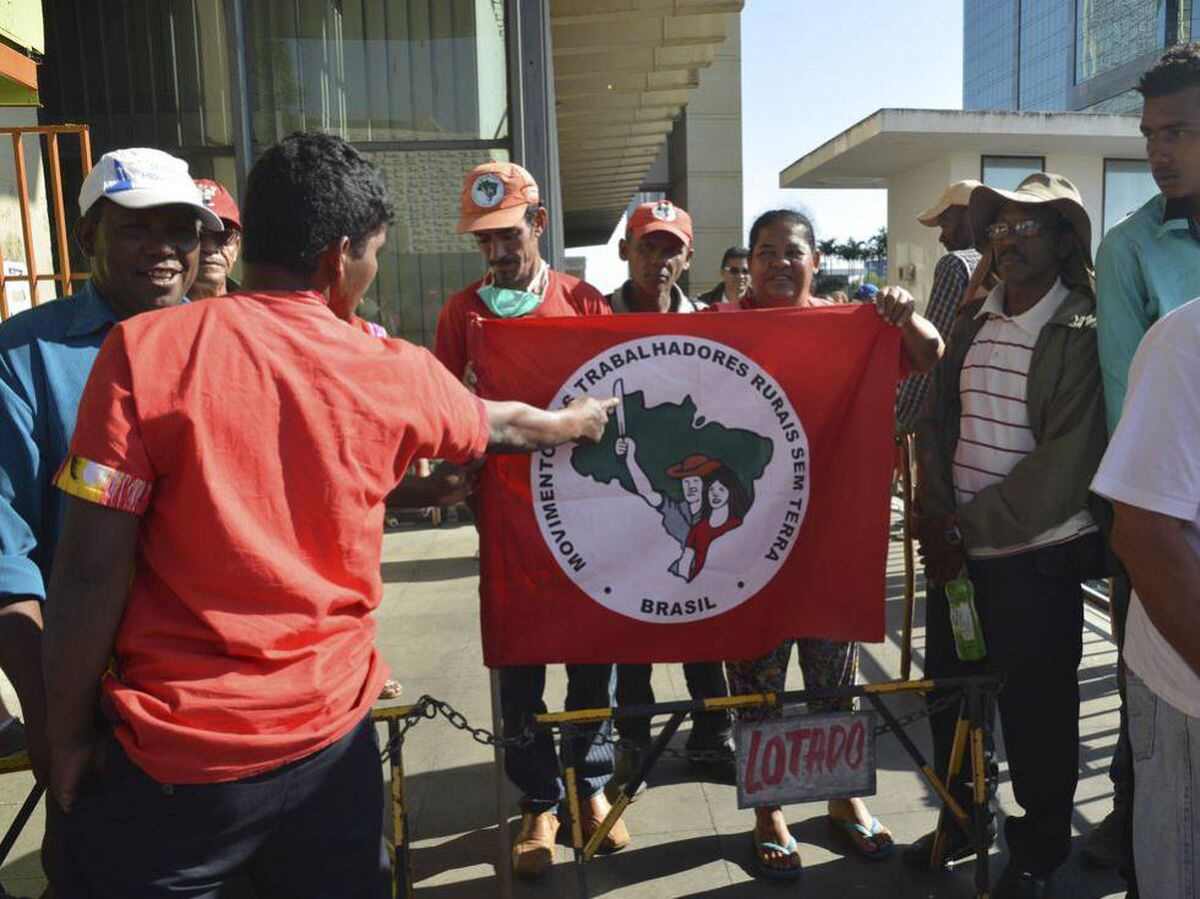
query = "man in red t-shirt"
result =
(434, 161, 610, 380)
(41, 133, 615, 897)
(434, 162, 623, 879)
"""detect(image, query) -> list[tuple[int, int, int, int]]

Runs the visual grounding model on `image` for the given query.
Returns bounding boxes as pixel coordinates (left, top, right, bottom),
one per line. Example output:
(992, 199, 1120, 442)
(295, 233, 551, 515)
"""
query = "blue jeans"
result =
(1128, 672, 1200, 898)
(499, 664, 615, 814)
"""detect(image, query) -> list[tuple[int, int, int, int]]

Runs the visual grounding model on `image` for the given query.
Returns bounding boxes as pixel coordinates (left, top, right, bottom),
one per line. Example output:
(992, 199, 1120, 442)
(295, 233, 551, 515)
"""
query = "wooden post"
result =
(900, 433, 918, 680)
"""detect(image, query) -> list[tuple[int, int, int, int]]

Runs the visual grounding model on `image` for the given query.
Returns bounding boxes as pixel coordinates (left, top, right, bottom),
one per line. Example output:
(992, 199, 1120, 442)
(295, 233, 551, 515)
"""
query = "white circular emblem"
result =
(532, 336, 809, 623)
(651, 201, 677, 222)
(471, 174, 505, 208)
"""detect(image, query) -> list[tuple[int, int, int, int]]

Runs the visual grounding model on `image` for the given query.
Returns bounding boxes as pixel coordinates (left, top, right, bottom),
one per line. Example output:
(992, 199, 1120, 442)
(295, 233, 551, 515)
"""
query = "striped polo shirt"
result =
(953, 278, 1097, 558)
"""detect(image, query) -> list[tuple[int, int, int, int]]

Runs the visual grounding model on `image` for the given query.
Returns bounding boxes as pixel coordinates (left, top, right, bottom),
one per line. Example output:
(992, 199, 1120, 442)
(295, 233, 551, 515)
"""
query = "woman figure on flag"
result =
(678, 464, 750, 581)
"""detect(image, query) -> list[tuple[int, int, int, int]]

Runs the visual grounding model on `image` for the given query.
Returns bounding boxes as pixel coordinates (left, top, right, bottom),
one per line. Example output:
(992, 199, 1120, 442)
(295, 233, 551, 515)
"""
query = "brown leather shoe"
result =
(512, 810, 559, 878)
(583, 795, 631, 854)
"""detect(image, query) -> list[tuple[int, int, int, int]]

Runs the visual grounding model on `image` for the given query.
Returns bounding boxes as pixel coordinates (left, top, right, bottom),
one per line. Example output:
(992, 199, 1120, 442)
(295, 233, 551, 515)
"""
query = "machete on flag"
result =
(469, 305, 905, 667)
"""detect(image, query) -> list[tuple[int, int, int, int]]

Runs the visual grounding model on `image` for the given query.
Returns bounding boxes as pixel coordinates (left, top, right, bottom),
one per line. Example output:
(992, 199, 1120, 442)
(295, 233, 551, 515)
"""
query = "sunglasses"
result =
(201, 228, 241, 248)
(984, 219, 1053, 242)
(722, 265, 750, 275)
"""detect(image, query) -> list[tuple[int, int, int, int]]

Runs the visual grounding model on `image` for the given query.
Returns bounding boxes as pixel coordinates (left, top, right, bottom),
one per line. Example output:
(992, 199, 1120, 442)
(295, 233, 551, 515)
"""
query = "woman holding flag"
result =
(722, 209, 942, 879)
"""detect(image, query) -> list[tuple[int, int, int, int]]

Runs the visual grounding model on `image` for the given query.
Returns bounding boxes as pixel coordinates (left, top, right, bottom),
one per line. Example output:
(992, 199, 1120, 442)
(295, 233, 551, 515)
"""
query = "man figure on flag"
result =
(434, 162, 624, 879)
(42, 131, 618, 895)
(909, 173, 1109, 899)
(602, 200, 735, 799)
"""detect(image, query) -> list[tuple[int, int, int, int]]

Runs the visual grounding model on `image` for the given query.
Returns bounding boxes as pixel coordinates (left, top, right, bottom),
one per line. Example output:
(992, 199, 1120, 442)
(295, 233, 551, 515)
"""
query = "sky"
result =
(570, 0, 965, 293)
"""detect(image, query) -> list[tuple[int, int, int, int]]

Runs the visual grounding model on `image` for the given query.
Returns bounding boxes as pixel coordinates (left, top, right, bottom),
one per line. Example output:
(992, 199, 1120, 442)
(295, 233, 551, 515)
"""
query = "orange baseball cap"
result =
(456, 162, 540, 234)
(626, 199, 692, 246)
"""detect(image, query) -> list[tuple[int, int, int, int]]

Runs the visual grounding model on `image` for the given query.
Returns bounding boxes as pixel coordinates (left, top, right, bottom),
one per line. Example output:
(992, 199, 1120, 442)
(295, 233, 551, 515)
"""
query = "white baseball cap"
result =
(78, 148, 224, 231)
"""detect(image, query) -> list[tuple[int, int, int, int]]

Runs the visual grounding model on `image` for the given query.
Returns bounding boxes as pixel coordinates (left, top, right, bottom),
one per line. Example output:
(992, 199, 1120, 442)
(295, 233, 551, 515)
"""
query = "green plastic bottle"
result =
(945, 577, 986, 661)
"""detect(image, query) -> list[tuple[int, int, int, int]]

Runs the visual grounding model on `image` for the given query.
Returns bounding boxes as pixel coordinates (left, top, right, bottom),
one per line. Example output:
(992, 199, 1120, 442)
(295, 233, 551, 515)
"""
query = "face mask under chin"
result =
(477, 283, 543, 318)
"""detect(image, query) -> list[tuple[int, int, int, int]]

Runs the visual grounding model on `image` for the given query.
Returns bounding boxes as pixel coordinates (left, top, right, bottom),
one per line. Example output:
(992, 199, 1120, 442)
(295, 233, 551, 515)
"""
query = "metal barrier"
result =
(0, 124, 92, 320)
(0, 677, 1001, 897)
(383, 677, 1003, 898)
(530, 675, 1003, 899)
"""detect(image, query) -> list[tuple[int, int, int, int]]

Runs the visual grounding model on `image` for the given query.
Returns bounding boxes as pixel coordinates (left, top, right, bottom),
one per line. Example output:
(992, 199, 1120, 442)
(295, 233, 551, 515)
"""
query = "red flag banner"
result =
(471, 306, 902, 667)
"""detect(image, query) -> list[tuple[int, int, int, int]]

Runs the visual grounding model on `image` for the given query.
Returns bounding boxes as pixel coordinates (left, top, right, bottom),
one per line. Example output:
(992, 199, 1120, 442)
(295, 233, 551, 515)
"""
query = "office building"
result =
(965, 0, 1198, 114)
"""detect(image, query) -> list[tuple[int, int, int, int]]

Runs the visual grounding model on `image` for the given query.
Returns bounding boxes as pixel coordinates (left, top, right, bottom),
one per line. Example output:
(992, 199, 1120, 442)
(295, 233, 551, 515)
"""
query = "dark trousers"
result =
(925, 535, 1099, 875)
(615, 662, 731, 747)
(58, 714, 388, 898)
(499, 664, 614, 814)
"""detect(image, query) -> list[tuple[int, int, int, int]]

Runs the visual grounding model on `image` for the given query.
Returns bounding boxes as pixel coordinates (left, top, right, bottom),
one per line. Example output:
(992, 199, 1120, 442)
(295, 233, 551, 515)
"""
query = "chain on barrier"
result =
(380, 688, 966, 764)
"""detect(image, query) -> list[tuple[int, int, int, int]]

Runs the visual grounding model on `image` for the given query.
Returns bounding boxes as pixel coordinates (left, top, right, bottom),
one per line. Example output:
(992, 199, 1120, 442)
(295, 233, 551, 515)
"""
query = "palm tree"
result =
(867, 227, 888, 261)
(837, 238, 867, 272)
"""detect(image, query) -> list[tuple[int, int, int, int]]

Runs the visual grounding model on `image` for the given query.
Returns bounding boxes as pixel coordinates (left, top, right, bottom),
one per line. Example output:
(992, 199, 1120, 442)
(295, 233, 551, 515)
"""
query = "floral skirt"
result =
(725, 638, 859, 722)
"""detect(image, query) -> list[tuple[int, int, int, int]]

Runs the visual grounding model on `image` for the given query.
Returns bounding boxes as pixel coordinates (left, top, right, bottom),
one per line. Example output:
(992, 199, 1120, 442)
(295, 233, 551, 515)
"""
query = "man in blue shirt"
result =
(1090, 44, 1200, 889)
(0, 147, 220, 793)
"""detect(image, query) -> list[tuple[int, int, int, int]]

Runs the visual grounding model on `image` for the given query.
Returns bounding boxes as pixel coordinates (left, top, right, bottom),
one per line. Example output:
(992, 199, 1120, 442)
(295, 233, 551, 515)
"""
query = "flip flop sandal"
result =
(752, 833, 803, 881)
(828, 815, 897, 861)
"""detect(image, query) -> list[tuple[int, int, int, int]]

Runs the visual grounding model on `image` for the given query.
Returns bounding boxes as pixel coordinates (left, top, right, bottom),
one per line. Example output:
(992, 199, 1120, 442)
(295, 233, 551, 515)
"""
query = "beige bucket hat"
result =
(917, 179, 982, 226)
(968, 172, 1093, 268)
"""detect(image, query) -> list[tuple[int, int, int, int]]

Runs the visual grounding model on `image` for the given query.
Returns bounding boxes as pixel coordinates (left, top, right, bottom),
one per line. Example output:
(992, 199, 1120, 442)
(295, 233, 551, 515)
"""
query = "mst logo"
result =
(471, 174, 504, 208)
(532, 336, 810, 623)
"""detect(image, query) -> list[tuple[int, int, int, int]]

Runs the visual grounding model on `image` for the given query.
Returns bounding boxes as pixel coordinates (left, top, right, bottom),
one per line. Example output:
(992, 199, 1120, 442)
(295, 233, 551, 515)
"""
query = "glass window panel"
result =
(1104, 159, 1158, 233)
(39, 0, 236, 281)
(964, 0, 1019, 110)
(358, 148, 509, 347)
(1075, 0, 1185, 83)
(982, 156, 1045, 191)
(1017, 0, 1071, 111)
(1087, 89, 1144, 115)
(246, 0, 509, 146)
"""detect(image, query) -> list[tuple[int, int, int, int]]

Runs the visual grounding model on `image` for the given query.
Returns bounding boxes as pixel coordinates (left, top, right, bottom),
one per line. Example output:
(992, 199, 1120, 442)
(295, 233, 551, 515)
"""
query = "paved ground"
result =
(0, 518, 1129, 898)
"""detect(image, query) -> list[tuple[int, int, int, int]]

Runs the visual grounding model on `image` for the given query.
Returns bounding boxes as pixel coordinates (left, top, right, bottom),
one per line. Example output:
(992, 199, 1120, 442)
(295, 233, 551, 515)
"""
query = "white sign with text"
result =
(736, 711, 877, 808)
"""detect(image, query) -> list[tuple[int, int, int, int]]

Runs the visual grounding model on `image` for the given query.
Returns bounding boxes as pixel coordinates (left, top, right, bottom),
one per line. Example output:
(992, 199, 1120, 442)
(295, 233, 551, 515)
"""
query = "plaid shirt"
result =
(895, 249, 979, 433)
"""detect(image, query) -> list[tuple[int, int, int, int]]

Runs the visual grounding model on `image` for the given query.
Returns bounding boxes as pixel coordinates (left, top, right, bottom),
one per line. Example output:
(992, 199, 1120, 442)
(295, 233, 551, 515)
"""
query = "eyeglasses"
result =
(984, 219, 1051, 242)
(201, 228, 241, 248)
(722, 265, 750, 275)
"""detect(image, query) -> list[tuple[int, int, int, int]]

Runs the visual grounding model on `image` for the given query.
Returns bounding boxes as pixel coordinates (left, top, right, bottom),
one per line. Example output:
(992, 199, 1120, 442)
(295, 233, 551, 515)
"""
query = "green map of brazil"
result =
(572, 389, 773, 501)
(570, 388, 774, 582)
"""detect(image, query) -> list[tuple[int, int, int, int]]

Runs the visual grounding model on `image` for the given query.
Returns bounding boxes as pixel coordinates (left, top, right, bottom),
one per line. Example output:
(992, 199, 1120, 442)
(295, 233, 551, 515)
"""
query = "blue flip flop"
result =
(828, 815, 897, 861)
(753, 833, 804, 881)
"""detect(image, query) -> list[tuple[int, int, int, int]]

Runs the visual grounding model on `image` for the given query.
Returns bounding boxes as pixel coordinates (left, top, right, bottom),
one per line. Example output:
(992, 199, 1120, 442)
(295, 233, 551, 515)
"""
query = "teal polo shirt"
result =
(1097, 193, 1200, 433)
(0, 282, 118, 599)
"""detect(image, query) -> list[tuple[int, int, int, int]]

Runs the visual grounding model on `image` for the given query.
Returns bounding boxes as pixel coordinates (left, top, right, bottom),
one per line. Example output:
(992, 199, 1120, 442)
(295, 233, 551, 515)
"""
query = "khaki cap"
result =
(917, 179, 982, 226)
(968, 172, 1093, 267)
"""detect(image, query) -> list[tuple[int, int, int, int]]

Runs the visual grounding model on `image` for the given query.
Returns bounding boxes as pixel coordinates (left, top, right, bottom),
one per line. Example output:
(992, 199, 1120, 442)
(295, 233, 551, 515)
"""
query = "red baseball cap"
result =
(626, 199, 692, 246)
(457, 162, 540, 234)
(194, 178, 241, 231)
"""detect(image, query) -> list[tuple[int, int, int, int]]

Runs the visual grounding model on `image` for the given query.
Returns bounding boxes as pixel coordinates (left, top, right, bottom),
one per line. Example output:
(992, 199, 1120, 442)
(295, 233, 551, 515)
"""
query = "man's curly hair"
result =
(1138, 43, 1200, 98)
(242, 131, 395, 274)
